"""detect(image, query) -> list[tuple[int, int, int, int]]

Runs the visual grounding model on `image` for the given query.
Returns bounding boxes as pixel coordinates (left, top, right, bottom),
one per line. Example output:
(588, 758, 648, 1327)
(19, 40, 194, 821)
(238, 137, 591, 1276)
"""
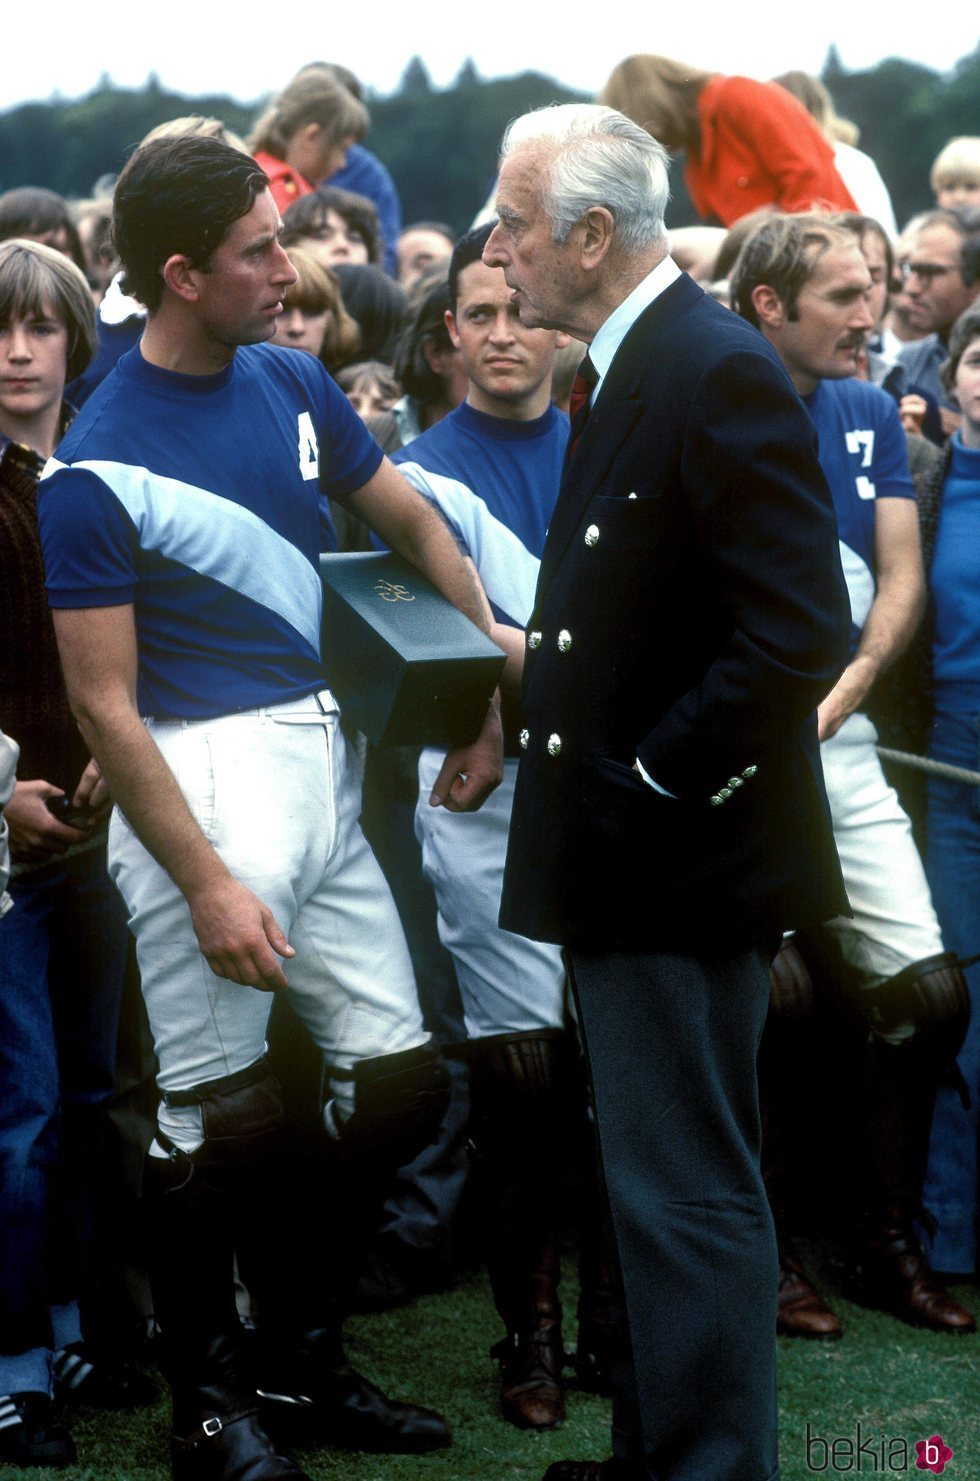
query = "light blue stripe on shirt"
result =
(396, 461, 541, 627)
(45, 457, 323, 654)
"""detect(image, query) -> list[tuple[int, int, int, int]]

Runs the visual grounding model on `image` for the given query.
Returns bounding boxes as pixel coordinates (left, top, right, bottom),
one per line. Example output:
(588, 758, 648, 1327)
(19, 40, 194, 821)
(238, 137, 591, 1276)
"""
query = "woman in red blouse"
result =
(602, 54, 857, 226)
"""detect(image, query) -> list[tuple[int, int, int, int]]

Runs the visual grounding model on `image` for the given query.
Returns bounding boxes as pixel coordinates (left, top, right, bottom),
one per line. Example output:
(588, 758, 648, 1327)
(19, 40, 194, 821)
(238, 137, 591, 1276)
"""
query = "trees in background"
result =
(1, 47, 977, 235)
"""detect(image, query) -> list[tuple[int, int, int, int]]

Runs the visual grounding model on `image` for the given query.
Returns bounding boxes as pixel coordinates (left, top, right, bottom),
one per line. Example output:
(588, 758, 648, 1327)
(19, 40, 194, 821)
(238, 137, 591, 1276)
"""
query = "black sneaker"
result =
(0, 1392, 76, 1468)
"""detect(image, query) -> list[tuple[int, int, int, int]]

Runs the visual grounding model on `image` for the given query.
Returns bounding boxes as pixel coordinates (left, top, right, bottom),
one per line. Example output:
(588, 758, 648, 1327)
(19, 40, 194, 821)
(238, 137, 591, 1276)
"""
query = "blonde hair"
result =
(599, 55, 712, 149)
(0, 238, 97, 381)
(140, 114, 250, 154)
(249, 72, 368, 160)
(772, 72, 859, 146)
(931, 137, 980, 192)
(282, 244, 361, 370)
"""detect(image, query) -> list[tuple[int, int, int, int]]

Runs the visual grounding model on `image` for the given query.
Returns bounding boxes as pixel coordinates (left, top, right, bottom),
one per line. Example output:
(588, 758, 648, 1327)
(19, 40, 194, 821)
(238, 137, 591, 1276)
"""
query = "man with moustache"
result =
(733, 214, 974, 1340)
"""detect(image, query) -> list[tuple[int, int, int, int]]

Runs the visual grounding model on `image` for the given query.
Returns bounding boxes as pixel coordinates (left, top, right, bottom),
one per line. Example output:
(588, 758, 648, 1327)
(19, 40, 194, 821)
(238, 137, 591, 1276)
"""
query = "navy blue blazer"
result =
(500, 273, 851, 953)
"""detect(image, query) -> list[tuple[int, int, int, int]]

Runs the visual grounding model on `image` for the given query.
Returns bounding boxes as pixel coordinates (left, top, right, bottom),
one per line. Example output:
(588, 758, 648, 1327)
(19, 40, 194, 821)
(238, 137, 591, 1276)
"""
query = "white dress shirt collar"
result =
(587, 255, 682, 403)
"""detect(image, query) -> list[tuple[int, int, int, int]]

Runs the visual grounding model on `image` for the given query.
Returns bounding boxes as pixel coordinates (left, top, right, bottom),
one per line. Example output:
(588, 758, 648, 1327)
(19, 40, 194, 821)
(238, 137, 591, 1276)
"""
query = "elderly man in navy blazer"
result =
(484, 105, 851, 1481)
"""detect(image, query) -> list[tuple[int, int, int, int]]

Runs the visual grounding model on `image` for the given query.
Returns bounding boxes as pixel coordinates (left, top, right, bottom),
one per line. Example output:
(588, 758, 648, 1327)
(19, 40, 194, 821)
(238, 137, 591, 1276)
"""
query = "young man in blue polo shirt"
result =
(393, 225, 589, 1430)
(38, 135, 502, 1481)
(733, 214, 975, 1340)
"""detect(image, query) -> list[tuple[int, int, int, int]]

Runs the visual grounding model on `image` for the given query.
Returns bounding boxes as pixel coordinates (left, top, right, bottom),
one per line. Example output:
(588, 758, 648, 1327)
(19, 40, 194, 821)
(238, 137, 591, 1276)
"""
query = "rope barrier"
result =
(876, 746, 980, 788)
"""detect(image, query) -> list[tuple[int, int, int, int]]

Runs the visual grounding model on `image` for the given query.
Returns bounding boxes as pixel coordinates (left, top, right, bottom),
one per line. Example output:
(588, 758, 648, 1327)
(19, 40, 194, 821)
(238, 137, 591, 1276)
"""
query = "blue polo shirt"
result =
(803, 376, 915, 652)
(392, 399, 567, 629)
(39, 343, 382, 719)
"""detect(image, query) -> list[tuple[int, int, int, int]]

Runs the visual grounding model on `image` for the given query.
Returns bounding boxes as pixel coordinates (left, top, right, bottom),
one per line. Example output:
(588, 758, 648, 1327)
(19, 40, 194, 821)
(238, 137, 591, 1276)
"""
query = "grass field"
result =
(4, 1243, 977, 1481)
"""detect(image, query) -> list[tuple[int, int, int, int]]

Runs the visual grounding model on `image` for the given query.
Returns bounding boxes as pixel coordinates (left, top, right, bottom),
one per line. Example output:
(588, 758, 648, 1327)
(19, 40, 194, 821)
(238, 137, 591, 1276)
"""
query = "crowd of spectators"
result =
(1, 52, 980, 1479)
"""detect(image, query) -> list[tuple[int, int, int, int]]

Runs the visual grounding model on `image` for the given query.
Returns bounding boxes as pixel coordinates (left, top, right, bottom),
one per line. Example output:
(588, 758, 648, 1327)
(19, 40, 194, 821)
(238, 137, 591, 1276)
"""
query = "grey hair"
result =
(500, 104, 669, 252)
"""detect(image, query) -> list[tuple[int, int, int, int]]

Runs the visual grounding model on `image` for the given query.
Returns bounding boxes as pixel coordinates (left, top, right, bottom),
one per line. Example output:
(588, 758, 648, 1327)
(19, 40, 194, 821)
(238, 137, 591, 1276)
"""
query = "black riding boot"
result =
(143, 1153, 308, 1481)
(242, 1027, 452, 1452)
(851, 954, 976, 1334)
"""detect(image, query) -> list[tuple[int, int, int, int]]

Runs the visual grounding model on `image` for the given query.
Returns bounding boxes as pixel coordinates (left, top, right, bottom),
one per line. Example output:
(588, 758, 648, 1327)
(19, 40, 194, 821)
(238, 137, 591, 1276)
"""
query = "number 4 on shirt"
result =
(297, 412, 320, 481)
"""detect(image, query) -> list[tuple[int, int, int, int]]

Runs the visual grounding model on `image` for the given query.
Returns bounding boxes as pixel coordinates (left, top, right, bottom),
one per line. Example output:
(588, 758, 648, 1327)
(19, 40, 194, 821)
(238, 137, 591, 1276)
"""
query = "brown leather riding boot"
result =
(492, 1251, 565, 1430)
(760, 976, 842, 1341)
(856, 1220, 976, 1333)
(470, 1031, 573, 1430)
(776, 1240, 842, 1340)
(762, 1109, 843, 1340)
(854, 1031, 976, 1334)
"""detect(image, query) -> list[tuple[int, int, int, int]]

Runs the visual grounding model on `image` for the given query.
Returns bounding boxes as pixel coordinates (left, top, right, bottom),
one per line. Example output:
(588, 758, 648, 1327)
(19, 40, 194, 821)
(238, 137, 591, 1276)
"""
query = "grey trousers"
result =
(567, 944, 779, 1481)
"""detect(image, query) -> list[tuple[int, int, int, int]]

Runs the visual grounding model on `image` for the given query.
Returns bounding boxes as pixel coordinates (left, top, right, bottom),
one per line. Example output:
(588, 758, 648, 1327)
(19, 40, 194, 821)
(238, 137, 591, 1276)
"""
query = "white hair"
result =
(501, 104, 670, 252)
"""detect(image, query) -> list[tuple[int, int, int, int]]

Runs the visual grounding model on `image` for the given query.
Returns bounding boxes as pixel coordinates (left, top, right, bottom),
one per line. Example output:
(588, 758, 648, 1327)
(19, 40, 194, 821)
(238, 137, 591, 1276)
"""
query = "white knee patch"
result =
(157, 1100, 205, 1156)
(321, 1080, 357, 1141)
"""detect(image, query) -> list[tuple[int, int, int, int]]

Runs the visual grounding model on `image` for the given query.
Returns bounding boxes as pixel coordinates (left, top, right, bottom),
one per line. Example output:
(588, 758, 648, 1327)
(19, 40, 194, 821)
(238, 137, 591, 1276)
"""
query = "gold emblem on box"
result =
(374, 580, 416, 603)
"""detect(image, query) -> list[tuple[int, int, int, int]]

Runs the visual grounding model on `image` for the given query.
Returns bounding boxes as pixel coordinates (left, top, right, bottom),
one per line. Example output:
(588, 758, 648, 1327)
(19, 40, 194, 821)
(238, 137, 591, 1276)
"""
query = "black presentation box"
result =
(319, 551, 506, 747)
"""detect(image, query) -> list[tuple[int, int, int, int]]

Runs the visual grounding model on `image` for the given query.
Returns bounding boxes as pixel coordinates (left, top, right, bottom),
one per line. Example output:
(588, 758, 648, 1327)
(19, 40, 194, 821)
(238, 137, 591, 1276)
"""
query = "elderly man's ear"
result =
(579, 207, 616, 270)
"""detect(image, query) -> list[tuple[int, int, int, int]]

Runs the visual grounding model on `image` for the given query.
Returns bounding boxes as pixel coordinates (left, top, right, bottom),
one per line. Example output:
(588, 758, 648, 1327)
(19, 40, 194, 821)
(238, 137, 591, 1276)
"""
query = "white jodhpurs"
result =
(108, 692, 425, 1150)
(415, 751, 565, 1039)
(820, 710, 944, 988)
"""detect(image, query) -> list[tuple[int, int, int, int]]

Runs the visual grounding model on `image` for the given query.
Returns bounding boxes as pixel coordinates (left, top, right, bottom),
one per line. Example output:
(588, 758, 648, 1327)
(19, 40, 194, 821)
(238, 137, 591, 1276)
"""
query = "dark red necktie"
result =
(568, 355, 598, 456)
